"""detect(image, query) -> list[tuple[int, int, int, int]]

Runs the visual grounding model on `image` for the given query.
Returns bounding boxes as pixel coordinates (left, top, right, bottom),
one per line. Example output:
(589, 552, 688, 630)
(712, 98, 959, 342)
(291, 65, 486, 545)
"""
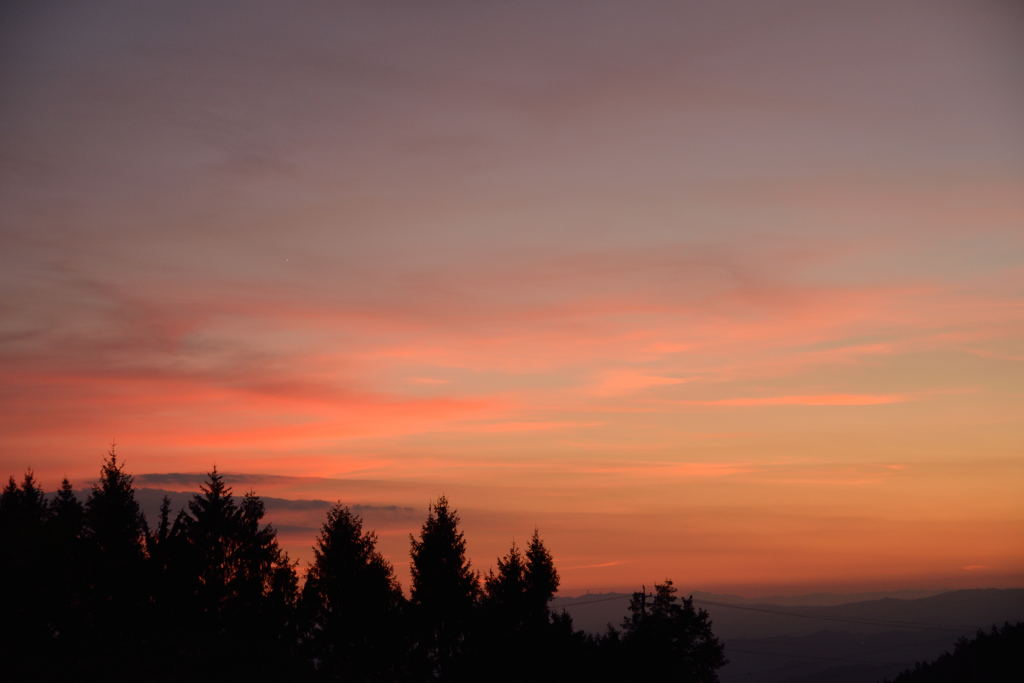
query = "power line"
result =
(556, 594, 970, 633)
(697, 599, 969, 633)
(555, 594, 630, 608)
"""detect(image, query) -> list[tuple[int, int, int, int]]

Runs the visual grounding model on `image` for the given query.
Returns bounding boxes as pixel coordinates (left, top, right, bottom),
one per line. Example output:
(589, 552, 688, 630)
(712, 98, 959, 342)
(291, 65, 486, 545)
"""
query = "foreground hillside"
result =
(885, 622, 1023, 683)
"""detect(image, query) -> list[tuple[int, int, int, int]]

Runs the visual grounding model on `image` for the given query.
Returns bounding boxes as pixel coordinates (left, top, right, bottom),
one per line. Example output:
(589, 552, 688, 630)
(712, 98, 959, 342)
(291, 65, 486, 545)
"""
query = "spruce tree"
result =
(524, 528, 559, 623)
(50, 478, 84, 542)
(85, 449, 147, 560)
(409, 496, 479, 680)
(82, 450, 150, 678)
(41, 478, 90, 676)
(181, 470, 299, 677)
(483, 541, 527, 619)
(479, 530, 569, 682)
(0, 472, 52, 677)
(302, 502, 406, 681)
(475, 541, 530, 680)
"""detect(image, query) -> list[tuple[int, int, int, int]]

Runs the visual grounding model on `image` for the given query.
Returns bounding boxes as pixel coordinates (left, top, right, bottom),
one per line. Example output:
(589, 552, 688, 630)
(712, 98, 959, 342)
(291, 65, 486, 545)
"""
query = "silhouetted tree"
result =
(0, 472, 52, 679)
(476, 530, 574, 681)
(525, 528, 560, 622)
(50, 477, 84, 542)
(147, 495, 173, 554)
(474, 541, 530, 680)
(85, 449, 147, 561)
(483, 541, 527, 618)
(301, 502, 406, 681)
(145, 495, 198, 681)
(409, 496, 480, 680)
(45, 478, 88, 669)
(620, 580, 726, 682)
(236, 490, 300, 668)
(78, 449, 150, 678)
(178, 469, 300, 677)
(884, 621, 1023, 683)
(0, 451, 736, 683)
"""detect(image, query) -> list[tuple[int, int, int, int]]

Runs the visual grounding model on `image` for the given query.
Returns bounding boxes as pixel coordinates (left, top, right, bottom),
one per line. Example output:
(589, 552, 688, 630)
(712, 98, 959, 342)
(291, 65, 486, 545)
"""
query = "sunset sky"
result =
(2, 0, 1022, 595)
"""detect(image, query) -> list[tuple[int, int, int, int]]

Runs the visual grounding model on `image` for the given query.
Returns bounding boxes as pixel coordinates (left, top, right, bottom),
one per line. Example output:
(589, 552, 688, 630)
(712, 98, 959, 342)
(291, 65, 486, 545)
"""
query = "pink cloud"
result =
(564, 560, 628, 570)
(678, 393, 912, 407)
(590, 369, 695, 396)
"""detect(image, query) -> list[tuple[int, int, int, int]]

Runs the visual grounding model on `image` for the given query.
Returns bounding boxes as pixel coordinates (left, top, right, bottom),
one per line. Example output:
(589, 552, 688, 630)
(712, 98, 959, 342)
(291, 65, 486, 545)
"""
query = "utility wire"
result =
(697, 598, 970, 633)
(556, 594, 971, 633)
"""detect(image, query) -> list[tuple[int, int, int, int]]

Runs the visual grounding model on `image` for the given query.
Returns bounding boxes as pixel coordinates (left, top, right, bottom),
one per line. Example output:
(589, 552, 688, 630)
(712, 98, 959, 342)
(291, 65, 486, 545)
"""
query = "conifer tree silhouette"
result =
(524, 528, 559, 623)
(50, 477, 84, 542)
(0, 472, 53, 678)
(477, 530, 572, 682)
(146, 493, 195, 678)
(85, 449, 147, 561)
(620, 580, 726, 682)
(47, 477, 87, 667)
(409, 496, 479, 680)
(180, 469, 299, 677)
(0, 453, 734, 682)
(483, 541, 527, 620)
(474, 541, 530, 680)
(301, 502, 407, 681)
(82, 449, 150, 678)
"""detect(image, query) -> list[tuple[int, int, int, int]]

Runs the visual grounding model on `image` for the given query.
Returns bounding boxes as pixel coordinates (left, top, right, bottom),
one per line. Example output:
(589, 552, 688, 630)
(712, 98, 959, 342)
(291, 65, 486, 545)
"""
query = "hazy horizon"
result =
(40, 470, 1024, 598)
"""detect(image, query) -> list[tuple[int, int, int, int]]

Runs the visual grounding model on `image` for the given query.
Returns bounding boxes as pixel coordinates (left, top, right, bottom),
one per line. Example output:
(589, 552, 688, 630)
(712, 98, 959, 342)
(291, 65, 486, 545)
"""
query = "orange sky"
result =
(1, 0, 1022, 595)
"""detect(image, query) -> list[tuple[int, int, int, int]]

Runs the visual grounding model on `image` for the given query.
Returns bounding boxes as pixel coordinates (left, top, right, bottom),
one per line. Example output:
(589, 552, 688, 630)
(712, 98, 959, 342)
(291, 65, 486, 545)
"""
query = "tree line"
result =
(0, 451, 725, 682)
(884, 622, 1023, 683)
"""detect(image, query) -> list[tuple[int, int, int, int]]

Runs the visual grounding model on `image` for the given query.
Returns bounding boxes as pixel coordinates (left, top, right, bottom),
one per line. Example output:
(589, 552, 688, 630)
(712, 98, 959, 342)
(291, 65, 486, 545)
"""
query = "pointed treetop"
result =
(409, 495, 479, 609)
(524, 527, 559, 610)
(54, 477, 83, 511)
(86, 449, 146, 557)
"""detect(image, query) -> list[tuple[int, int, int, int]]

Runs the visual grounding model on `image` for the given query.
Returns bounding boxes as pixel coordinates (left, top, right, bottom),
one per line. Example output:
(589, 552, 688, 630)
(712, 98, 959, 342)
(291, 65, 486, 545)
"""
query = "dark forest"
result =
(0, 452, 726, 682)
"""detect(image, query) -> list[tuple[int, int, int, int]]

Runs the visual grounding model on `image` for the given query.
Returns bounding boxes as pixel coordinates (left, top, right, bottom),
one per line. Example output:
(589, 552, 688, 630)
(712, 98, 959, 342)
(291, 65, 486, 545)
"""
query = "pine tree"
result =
(185, 467, 236, 607)
(478, 530, 569, 682)
(0, 475, 19, 514)
(474, 541, 530, 680)
(46, 478, 88, 674)
(409, 496, 479, 680)
(0, 472, 52, 676)
(180, 470, 300, 677)
(524, 528, 559, 623)
(621, 580, 726, 682)
(483, 541, 527, 619)
(0, 471, 49, 552)
(85, 448, 147, 560)
(50, 477, 84, 542)
(81, 449, 150, 678)
(301, 502, 406, 681)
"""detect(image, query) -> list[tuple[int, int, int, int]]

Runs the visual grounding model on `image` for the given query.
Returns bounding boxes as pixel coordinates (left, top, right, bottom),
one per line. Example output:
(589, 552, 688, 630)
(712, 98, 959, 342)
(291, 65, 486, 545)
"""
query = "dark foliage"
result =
(1, 454, 729, 683)
(168, 468, 300, 677)
(0, 471, 52, 679)
(301, 502, 406, 681)
(409, 496, 480, 679)
(617, 580, 727, 682)
(884, 621, 1023, 683)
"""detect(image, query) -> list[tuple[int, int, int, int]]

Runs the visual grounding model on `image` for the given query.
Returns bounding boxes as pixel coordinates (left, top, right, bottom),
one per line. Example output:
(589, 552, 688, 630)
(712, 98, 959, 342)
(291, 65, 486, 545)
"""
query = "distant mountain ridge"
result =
(554, 588, 1024, 637)
(554, 588, 1024, 683)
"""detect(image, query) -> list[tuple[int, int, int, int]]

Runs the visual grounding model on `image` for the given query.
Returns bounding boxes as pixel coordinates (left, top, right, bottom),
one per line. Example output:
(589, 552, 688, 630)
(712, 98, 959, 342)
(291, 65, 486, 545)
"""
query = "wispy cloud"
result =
(590, 369, 695, 397)
(676, 394, 912, 407)
(564, 560, 628, 570)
